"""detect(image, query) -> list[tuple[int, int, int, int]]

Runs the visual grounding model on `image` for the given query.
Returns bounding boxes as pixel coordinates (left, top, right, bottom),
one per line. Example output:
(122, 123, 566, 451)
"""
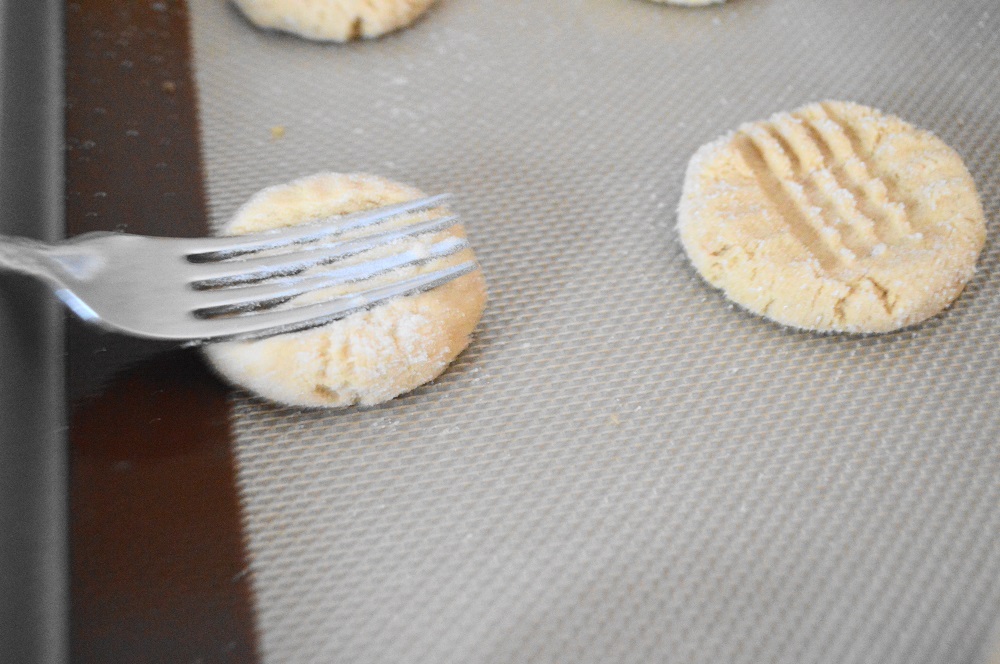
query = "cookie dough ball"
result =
(203, 173, 487, 408)
(231, 0, 436, 42)
(648, 0, 726, 6)
(677, 101, 986, 333)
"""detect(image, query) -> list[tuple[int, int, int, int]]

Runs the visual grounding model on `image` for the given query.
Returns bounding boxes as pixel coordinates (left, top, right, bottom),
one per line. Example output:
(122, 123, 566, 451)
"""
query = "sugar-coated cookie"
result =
(231, 0, 435, 42)
(677, 101, 986, 333)
(650, 1, 726, 5)
(203, 173, 486, 408)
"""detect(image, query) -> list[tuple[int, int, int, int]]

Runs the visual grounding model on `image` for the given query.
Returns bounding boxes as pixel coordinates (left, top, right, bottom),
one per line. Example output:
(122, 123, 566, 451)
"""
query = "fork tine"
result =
(182, 194, 452, 258)
(192, 237, 470, 314)
(190, 215, 460, 286)
(195, 261, 479, 341)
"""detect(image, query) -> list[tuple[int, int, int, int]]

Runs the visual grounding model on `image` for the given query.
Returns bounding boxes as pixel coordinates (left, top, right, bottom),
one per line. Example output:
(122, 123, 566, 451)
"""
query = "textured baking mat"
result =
(189, 1, 1000, 662)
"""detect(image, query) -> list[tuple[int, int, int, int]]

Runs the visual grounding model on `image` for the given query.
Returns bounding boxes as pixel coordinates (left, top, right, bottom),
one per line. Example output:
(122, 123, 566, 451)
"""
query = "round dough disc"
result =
(231, 0, 436, 42)
(648, 0, 726, 6)
(677, 101, 986, 333)
(203, 173, 487, 408)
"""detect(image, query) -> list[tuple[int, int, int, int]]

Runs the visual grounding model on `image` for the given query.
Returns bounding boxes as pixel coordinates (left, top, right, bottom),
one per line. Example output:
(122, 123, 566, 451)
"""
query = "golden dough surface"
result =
(677, 101, 986, 333)
(203, 173, 486, 408)
(649, 0, 726, 5)
(231, 0, 435, 42)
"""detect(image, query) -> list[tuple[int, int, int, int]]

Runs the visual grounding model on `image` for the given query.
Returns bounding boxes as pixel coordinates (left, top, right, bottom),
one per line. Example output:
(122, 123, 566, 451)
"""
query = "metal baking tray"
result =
(0, 0, 66, 662)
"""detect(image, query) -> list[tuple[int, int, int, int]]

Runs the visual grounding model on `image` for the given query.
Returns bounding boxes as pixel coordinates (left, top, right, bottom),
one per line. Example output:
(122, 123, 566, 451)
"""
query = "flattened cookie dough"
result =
(203, 173, 487, 408)
(678, 101, 986, 333)
(231, 0, 436, 42)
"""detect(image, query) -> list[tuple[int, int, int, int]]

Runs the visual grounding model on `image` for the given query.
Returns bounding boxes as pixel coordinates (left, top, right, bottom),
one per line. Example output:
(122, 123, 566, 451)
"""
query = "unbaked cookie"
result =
(231, 0, 436, 42)
(677, 101, 986, 333)
(649, 1, 726, 5)
(203, 173, 486, 408)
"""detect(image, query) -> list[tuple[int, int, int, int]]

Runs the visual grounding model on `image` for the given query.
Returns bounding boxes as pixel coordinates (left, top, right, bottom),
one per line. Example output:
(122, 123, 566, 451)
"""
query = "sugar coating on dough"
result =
(203, 173, 486, 408)
(649, 0, 726, 5)
(231, 0, 435, 42)
(677, 101, 986, 333)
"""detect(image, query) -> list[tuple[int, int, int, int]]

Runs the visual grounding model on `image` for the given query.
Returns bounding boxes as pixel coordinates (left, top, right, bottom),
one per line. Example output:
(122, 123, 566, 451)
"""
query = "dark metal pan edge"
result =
(0, 0, 68, 662)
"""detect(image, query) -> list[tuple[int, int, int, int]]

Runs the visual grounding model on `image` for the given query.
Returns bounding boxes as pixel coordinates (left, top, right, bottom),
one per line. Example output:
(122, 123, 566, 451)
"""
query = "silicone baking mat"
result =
(189, 1, 1000, 662)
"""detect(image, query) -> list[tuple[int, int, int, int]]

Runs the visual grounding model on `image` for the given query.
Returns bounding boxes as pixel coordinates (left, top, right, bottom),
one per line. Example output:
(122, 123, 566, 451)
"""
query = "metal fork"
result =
(0, 195, 477, 343)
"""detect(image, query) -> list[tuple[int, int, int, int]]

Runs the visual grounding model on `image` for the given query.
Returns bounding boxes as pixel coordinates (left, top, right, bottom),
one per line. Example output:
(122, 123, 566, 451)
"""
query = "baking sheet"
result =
(190, 1, 1000, 662)
(0, 0, 66, 662)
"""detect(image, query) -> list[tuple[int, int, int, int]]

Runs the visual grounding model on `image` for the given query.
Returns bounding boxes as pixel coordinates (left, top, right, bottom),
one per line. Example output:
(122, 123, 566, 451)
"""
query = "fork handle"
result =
(0, 235, 60, 283)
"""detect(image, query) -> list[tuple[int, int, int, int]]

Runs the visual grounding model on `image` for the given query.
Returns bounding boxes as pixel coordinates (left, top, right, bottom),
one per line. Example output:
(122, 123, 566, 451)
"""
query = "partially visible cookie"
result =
(677, 101, 986, 333)
(203, 173, 487, 408)
(649, 0, 726, 6)
(231, 0, 436, 42)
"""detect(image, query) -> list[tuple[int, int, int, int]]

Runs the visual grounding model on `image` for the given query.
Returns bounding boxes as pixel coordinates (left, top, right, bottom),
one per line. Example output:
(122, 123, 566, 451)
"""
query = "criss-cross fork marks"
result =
(734, 104, 914, 276)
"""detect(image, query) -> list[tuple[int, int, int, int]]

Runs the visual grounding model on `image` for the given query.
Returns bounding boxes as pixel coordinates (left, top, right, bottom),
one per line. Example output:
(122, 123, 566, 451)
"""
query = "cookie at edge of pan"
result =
(677, 100, 986, 333)
(203, 173, 487, 408)
(230, 0, 436, 42)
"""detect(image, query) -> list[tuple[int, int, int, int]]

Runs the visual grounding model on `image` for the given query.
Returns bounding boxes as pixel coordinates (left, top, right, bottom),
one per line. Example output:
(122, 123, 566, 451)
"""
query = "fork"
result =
(0, 195, 478, 343)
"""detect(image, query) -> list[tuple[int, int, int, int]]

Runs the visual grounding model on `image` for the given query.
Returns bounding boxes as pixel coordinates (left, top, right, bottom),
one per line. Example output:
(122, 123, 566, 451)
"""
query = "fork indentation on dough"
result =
(765, 117, 881, 257)
(813, 103, 915, 239)
(735, 129, 849, 274)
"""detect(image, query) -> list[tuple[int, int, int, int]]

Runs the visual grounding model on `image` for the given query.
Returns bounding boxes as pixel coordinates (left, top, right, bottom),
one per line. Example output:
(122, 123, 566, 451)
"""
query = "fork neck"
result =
(0, 235, 65, 283)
